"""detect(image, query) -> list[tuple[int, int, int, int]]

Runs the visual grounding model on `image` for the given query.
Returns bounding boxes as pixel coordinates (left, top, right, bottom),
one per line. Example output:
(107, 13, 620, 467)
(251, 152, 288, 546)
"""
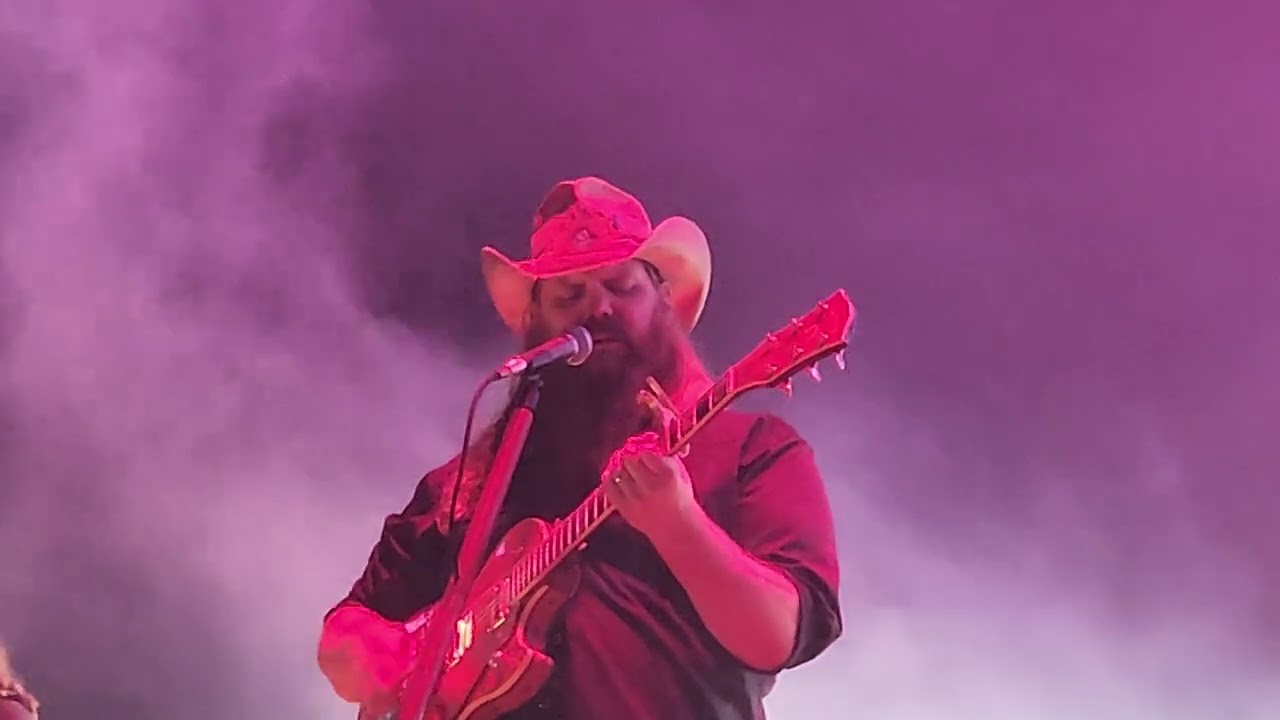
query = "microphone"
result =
(490, 326, 593, 379)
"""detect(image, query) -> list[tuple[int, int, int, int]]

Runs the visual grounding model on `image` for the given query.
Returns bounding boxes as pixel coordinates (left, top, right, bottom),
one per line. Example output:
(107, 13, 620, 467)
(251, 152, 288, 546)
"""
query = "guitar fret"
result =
(687, 379, 727, 430)
(463, 291, 854, 656)
(679, 409, 696, 435)
(507, 379, 737, 604)
(695, 394, 712, 424)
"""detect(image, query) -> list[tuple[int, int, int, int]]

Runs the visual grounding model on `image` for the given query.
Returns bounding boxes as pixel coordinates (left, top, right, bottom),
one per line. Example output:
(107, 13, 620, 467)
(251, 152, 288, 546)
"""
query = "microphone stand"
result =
(402, 371, 543, 720)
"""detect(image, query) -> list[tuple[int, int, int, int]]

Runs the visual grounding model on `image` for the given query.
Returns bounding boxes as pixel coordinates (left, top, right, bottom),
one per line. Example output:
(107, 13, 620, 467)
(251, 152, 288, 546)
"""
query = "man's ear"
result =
(657, 279, 673, 304)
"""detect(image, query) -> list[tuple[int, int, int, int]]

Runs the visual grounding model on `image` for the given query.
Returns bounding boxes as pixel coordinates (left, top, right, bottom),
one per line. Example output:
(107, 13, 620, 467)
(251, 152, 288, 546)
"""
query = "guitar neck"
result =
(505, 373, 736, 604)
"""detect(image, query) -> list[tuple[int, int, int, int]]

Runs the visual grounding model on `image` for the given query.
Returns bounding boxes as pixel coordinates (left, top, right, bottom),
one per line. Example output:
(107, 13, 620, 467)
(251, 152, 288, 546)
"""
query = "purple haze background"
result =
(1, 1, 1277, 718)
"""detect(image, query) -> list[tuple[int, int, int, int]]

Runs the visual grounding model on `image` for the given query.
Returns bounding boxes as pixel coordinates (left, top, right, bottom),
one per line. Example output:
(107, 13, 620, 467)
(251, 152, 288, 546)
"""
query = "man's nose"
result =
(583, 286, 614, 320)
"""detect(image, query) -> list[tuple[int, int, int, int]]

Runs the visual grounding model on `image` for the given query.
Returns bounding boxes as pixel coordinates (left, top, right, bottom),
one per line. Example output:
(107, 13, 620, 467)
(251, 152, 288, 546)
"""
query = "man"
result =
(318, 177, 842, 719)
(0, 644, 39, 720)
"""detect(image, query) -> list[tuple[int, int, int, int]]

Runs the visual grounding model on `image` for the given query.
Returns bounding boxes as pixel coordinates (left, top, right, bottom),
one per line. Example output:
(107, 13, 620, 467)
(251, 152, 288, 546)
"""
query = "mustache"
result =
(583, 321, 630, 346)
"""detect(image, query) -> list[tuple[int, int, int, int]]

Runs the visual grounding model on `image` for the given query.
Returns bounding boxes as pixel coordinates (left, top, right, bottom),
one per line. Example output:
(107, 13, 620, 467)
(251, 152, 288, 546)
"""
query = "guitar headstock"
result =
(728, 289, 856, 397)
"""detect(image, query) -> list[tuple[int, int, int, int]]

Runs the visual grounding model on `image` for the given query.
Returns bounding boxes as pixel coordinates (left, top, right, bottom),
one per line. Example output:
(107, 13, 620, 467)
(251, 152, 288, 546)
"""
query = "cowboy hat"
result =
(479, 176, 712, 333)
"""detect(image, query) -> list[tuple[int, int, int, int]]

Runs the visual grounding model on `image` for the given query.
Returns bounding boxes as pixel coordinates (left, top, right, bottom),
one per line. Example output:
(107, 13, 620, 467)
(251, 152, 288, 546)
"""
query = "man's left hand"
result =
(602, 433, 697, 542)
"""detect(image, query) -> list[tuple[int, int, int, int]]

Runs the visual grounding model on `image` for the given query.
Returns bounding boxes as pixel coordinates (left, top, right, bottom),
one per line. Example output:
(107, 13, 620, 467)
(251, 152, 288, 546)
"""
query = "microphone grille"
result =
(566, 326, 593, 366)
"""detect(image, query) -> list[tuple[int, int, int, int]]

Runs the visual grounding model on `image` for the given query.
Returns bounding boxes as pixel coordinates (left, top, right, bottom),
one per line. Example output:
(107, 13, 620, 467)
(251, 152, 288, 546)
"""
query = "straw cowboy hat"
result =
(479, 176, 712, 334)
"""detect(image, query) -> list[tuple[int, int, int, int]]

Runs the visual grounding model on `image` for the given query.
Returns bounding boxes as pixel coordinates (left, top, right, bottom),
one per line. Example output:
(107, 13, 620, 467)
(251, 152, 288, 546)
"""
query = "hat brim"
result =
(480, 216, 712, 334)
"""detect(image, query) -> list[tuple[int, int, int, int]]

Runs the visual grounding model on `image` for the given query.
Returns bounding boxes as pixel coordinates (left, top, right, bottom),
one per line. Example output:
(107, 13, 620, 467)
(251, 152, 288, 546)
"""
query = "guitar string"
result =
(460, 375, 743, 635)
(465, 394, 707, 627)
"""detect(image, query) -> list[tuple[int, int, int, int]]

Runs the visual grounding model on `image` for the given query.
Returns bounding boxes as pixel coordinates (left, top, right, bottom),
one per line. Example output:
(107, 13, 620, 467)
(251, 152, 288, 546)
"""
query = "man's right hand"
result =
(317, 605, 413, 710)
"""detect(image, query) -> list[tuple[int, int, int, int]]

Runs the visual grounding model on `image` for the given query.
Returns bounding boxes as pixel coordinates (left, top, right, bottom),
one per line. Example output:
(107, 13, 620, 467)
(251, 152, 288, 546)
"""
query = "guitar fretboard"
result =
(498, 373, 735, 607)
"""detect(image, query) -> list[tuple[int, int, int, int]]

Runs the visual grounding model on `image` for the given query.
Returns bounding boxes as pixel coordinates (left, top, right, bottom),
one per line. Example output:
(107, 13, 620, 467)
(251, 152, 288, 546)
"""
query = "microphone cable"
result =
(443, 374, 500, 580)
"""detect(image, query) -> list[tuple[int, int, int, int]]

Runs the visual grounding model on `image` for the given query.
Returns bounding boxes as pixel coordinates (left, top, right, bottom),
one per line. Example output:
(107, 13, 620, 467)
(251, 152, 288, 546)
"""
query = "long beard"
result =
(504, 307, 684, 512)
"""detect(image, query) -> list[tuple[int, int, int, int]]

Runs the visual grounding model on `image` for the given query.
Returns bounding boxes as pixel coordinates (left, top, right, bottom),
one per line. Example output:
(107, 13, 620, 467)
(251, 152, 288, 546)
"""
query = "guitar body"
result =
(373, 517, 580, 720)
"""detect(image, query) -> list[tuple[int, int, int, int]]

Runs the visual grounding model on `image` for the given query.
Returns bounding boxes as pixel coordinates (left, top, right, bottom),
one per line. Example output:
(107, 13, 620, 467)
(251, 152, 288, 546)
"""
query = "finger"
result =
(620, 456, 656, 492)
(622, 438, 655, 453)
(623, 460, 651, 494)
(603, 468, 633, 504)
(622, 431, 661, 455)
(633, 451, 668, 473)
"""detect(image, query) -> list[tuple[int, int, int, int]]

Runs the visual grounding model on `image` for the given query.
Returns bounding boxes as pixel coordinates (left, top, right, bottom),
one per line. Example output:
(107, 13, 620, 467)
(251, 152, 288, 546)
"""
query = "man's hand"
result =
(599, 430, 808, 671)
(601, 432, 697, 542)
(317, 605, 411, 712)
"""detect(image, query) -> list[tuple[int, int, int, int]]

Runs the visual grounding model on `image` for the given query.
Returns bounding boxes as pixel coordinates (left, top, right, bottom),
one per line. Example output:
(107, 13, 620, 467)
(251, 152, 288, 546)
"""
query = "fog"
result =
(1, 1, 1276, 718)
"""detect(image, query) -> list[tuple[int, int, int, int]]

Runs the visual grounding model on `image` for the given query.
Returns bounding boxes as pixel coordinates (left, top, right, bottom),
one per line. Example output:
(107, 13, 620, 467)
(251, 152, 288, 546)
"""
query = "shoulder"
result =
(417, 435, 497, 533)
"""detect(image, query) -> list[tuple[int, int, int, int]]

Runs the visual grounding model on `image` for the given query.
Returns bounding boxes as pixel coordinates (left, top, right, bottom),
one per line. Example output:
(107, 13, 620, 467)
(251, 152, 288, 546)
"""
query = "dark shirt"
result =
(328, 409, 842, 720)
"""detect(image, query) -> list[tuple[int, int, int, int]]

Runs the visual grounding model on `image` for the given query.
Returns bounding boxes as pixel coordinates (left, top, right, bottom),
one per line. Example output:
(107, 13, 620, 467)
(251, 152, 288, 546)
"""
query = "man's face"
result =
(515, 260, 687, 486)
(524, 260, 674, 377)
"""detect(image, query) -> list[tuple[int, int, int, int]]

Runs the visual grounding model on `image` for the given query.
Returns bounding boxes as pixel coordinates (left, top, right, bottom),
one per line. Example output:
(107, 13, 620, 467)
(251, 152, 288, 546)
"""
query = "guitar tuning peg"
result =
(779, 379, 793, 398)
(835, 350, 847, 371)
(807, 365, 822, 382)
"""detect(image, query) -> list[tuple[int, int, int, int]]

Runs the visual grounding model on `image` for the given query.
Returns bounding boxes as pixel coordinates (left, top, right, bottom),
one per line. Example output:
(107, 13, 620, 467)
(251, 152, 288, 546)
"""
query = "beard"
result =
(501, 302, 685, 514)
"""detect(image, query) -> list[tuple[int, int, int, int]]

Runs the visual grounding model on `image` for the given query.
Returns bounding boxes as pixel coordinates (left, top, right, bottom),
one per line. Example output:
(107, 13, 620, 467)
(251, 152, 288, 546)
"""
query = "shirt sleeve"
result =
(734, 414, 843, 670)
(325, 470, 454, 624)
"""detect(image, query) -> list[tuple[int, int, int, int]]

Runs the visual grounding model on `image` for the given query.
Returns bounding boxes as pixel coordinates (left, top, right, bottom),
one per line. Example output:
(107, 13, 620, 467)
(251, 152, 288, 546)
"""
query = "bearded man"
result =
(317, 177, 842, 719)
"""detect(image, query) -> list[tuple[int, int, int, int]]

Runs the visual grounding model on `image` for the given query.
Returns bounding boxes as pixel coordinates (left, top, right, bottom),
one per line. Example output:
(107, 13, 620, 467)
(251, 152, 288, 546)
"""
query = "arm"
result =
(318, 470, 454, 700)
(647, 502, 804, 671)
(324, 469, 455, 624)
(647, 416, 843, 672)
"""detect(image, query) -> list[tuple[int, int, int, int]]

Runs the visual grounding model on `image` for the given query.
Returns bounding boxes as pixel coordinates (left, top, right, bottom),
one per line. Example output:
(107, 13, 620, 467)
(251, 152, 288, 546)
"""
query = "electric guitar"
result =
(359, 289, 856, 720)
